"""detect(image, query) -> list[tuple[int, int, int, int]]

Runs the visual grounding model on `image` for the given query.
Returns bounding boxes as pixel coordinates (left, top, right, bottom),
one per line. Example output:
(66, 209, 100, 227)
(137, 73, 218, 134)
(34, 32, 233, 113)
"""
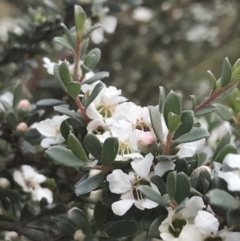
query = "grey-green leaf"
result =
(221, 57, 232, 87)
(75, 172, 105, 196)
(101, 137, 119, 166)
(45, 146, 87, 167)
(174, 172, 190, 204)
(59, 62, 73, 87)
(13, 83, 22, 108)
(54, 37, 74, 51)
(83, 72, 109, 85)
(84, 134, 103, 161)
(68, 133, 89, 162)
(67, 82, 81, 98)
(166, 171, 176, 200)
(84, 82, 104, 108)
(84, 48, 101, 71)
(94, 201, 106, 229)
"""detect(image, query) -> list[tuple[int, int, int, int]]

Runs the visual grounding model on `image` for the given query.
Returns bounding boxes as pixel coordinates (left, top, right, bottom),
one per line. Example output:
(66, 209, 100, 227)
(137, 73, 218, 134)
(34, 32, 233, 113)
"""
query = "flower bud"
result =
(138, 131, 157, 154)
(89, 189, 103, 203)
(16, 122, 28, 134)
(74, 229, 86, 241)
(17, 100, 31, 119)
(0, 177, 10, 189)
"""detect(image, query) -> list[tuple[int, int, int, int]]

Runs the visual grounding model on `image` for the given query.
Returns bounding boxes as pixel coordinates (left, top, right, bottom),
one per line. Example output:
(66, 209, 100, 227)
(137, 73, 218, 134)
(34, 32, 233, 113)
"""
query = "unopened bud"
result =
(89, 189, 103, 203)
(0, 177, 10, 189)
(138, 131, 157, 155)
(74, 229, 86, 241)
(89, 169, 102, 177)
(17, 100, 31, 119)
(16, 122, 28, 134)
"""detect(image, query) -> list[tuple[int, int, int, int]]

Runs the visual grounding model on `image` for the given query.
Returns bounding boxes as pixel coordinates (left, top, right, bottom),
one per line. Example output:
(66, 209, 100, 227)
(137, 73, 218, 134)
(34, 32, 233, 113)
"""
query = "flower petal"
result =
(179, 224, 202, 241)
(218, 171, 240, 191)
(154, 161, 175, 177)
(106, 170, 132, 194)
(111, 199, 135, 216)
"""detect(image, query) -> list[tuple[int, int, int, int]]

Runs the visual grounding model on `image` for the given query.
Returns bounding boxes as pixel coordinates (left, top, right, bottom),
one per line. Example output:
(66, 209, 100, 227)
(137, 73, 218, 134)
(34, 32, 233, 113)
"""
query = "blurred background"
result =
(0, 0, 240, 106)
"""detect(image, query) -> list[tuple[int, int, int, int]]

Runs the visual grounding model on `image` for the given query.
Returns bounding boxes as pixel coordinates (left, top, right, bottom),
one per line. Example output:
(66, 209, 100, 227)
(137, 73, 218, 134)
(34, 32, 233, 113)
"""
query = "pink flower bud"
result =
(17, 122, 28, 133)
(18, 99, 31, 109)
(137, 131, 156, 147)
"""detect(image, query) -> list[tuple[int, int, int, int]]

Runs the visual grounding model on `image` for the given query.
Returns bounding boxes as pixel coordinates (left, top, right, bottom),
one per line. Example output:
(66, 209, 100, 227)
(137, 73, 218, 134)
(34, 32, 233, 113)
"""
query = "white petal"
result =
(111, 199, 135, 216)
(131, 153, 154, 178)
(32, 186, 53, 203)
(91, 28, 104, 44)
(194, 210, 219, 235)
(102, 16, 117, 33)
(86, 103, 103, 120)
(154, 161, 175, 177)
(41, 137, 58, 148)
(179, 224, 202, 241)
(35, 119, 56, 137)
(13, 170, 29, 192)
(52, 115, 68, 127)
(141, 198, 158, 209)
(218, 171, 240, 191)
(106, 170, 131, 194)
(223, 153, 240, 169)
(160, 232, 177, 241)
(21, 165, 36, 178)
(181, 196, 205, 219)
(178, 139, 205, 158)
(220, 231, 240, 241)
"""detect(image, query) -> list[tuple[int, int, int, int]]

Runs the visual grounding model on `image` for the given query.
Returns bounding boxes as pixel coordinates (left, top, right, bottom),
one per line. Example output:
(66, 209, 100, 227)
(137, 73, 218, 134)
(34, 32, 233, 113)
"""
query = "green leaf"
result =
(68, 133, 89, 162)
(211, 144, 237, 163)
(59, 62, 73, 87)
(167, 112, 180, 133)
(83, 235, 99, 241)
(83, 72, 109, 85)
(6, 112, 17, 130)
(67, 82, 81, 98)
(227, 210, 240, 226)
(148, 216, 165, 238)
(53, 64, 68, 92)
(84, 82, 104, 108)
(45, 146, 87, 167)
(75, 172, 105, 196)
(94, 201, 106, 229)
(174, 110, 194, 139)
(207, 70, 216, 91)
(158, 86, 165, 113)
(54, 37, 75, 51)
(195, 105, 216, 116)
(84, 49, 101, 72)
(231, 58, 240, 81)
(57, 221, 76, 239)
(163, 91, 182, 129)
(214, 83, 238, 102)
(13, 83, 22, 108)
(208, 189, 240, 210)
(215, 103, 233, 121)
(75, 5, 86, 34)
(101, 137, 119, 166)
(61, 23, 75, 49)
(148, 106, 165, 144)
(69, 208, 92, 234)
(229, 89, 240, 112)
(221, 57, 232, 87)
(36, 98, 64, 106)
(54, 106, 85, 125)
(60, 120, 72, 140)
(84, 134, 103, 161)
(190, 95, 197, 111)
(0, 189, 20, 202)
(166, 171, 176, 200)
(137, 185, 167, 206)
(212, 132, 231, 161)
(104, 220, 138, 239)
(174, 172, 190, 204)
(172, 127, 209, 147)
(84, 23, 102, 39)
(80, 38, 89, 58)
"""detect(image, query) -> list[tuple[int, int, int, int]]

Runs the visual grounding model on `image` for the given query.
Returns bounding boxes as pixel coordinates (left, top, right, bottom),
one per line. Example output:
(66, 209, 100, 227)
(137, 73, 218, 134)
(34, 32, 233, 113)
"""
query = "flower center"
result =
(92, 126, 105, 135)
(168, 218, 187, 237)
(97, 105, 112, 118)
(204, 237, 222, 241)
(24, 177, 36, 190)
(135, 119, 150, 132)
(130, 179, 150, 201)
(118, 141, 131, 155)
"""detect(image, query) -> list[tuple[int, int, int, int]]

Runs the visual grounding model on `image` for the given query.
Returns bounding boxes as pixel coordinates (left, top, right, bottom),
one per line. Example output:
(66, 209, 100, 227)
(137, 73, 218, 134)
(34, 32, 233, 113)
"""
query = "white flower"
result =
(107, 153, 159, 215)
(218, 153, 240, 191)
(0, 91, 13, 107)
(13, 165, 53, 203)
(34, 115, 68, 148)
(90, 4, 117, 44)
(159, 196, 205, 241)
(132, 7, 153, 23)
(177, 139, 205, 158)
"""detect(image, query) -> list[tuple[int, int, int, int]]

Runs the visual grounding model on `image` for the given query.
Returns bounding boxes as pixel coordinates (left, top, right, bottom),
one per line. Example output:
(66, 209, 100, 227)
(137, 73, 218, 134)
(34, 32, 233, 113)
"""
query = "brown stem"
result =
(194, 80, 239, 113)
(75, 97, 91, 122)
(163, 132, 174, 155)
